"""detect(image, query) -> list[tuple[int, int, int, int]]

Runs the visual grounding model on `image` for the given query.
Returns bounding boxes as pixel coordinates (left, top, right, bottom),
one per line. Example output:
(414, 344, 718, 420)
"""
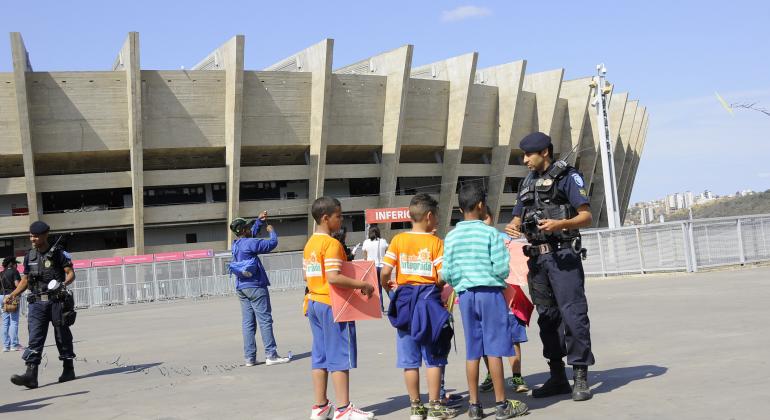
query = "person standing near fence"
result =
(505, 132, 595, 402)
(4, 221, 77, 389)
(229, 211, 290, 367)
(361, 225, 389, 312)
(2, 256, 23, 352)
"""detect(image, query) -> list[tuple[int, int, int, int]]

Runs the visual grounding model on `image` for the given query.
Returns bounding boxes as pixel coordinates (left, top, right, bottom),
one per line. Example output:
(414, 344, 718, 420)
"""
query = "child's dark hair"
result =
(311, 197, 341, 224)
(368, 225, 381, 241)
(458, 182, 486, 213)
(409, 193, 438, 222)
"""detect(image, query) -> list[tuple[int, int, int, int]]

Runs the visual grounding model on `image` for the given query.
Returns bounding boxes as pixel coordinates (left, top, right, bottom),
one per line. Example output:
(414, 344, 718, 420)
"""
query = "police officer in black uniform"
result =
(505, 132, 595, 401)
(3, 221, 77, 389)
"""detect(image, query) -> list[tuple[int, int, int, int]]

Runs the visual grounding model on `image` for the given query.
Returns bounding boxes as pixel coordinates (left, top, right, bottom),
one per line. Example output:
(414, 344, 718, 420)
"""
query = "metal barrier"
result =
(582, 214, 770, 276)
(17, 214, 770, 314)
(18, 251, 305, 315)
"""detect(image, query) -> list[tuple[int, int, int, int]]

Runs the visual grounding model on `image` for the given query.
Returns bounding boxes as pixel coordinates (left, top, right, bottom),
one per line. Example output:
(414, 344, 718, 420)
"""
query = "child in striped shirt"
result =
(443, 183, 529, 419)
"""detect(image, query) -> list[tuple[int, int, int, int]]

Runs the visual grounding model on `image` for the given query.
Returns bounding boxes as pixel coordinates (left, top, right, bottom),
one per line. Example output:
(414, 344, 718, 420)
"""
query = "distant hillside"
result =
(667, 190, 770, 221)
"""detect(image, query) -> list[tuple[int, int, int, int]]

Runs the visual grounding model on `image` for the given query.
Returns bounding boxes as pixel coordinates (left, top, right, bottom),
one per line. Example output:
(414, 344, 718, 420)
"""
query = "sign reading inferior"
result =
(365, 207, 412, 225)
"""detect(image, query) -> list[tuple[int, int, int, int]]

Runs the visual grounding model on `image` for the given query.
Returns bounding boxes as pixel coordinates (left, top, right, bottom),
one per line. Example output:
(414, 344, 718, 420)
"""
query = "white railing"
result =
(18, 214, 770, 314)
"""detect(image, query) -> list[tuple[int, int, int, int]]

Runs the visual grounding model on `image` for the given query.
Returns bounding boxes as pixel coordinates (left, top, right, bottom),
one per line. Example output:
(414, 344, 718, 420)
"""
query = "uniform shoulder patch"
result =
(571, 173, 584, 187)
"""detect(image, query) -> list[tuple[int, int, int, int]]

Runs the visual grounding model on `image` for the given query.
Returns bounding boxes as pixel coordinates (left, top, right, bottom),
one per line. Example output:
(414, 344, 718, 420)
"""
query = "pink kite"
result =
(503, 239, 534, 325)
(505, 240, 529, 288)
(330, 260, 382, 322)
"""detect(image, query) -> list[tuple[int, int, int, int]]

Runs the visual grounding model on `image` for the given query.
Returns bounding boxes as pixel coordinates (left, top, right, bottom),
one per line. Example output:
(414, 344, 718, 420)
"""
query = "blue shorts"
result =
(396, 329, 448, 369)
(459, 287, 515, 360)
(307, 300, 357, 372)
(509, 314, 528, 344)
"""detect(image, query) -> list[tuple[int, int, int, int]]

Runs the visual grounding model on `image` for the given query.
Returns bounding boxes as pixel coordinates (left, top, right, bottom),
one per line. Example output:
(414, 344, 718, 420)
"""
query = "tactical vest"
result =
(518, 160, 581, 244)
(26, 247, 66, 294)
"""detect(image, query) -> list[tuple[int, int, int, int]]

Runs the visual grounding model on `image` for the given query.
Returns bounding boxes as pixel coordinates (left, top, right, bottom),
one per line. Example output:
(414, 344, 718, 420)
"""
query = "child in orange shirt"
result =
(380, 193, 457, 420)
(304, 197, 376, 420)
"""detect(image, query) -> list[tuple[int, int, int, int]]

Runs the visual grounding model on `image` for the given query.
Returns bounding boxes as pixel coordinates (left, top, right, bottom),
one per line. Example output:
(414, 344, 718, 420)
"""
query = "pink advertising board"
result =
(123, 254, 154, 265)
(91, 257, 124, 267)
(153, 252, 185, 262)
(183, 249, 214, 259)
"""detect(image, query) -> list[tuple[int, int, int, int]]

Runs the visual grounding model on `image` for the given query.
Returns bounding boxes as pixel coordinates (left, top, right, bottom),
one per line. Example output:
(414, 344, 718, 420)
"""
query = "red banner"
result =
(184, 249, 214, 259)
(123, 254, 154, 265)
(365, 207, 411, 224)
(154, 252, 185, 262)
(91, 257, 123, 267)
(72, 260, 92, 269)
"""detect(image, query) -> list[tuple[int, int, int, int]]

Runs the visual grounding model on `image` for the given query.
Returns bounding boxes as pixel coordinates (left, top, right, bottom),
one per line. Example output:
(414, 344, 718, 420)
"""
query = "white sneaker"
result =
(1, 348, 8, 352)
(266, 355, 290, 366)
(334, 403, 375, 420)
(310, 402, 335, 420)
(244, 360, 256, 367)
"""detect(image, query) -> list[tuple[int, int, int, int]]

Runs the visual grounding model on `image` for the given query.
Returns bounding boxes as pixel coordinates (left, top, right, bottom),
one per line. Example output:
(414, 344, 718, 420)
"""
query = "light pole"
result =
(591, 64, 622, 229)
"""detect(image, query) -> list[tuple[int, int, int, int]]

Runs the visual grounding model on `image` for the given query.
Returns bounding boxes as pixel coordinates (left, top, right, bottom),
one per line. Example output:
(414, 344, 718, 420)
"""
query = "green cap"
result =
(229, 217, 252, 234)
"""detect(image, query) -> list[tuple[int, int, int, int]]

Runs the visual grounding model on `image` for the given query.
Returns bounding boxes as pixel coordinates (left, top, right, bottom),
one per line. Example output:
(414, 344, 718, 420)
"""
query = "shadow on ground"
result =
(522, 364, 668, 410)
(0, 391, 90, 413)
(363, 365, 667, 416)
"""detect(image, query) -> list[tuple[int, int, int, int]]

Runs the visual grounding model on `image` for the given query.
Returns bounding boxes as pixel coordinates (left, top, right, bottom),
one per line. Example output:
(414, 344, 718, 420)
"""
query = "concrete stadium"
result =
(0, 32, 647, 258)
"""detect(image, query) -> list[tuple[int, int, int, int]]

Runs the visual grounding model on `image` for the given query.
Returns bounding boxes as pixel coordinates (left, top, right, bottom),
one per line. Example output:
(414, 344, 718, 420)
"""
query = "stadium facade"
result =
(0, 33, 648, 258)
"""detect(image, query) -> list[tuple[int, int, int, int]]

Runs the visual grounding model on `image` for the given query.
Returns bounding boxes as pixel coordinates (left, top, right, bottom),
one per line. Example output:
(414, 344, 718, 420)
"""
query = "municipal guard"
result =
(505, 132, 595, 401)
(3, 221, 77, 389)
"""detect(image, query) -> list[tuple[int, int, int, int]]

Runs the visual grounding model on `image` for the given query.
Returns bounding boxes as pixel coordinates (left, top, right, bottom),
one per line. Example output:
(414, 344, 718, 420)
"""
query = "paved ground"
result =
(1, 266, 769, 419)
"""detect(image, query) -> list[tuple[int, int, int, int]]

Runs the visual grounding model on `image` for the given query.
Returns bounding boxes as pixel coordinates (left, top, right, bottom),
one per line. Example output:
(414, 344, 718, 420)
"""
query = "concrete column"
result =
(114, 32, 145, 254)
(618, 106, 646, 220)
(412, 53, 477, 236)
(267, 40, 334, 234)
(335, 45, 413, 236)
(9, 32, 38, 220)
(620, 115, 649, 213)
(557, 78, 592, 166)
(522, 69, 565, 146)
(614, 100, 638, 184)
(475, 61, 526, 222)
(194, 35, 245, 245)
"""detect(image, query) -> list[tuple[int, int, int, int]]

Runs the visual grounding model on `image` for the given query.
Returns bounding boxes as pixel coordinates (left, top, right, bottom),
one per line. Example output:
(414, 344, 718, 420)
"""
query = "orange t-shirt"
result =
(303, 233, 347, 305)
(382, 232, 443, 286)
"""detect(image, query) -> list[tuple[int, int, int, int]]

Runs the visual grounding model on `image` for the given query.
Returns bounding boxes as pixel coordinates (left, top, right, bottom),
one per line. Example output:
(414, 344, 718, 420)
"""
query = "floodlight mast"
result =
(592, 64, 622, 229)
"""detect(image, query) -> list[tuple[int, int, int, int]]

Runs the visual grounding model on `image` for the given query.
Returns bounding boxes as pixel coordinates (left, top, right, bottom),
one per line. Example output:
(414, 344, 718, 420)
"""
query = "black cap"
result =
(29, 221, 50, 235)
(519, 132, 552, 153)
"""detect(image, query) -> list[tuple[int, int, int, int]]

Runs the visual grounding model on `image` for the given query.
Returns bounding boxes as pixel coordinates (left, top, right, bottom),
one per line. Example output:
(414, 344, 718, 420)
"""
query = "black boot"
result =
(572, 365, 592, 401)
(58, 359, 76, 383)
(10, 363, 39, 389)
(532, 360, 571, 398)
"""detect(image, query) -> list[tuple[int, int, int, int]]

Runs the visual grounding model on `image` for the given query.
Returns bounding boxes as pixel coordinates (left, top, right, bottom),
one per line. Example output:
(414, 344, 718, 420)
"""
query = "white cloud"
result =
(441, 5, 491, 22)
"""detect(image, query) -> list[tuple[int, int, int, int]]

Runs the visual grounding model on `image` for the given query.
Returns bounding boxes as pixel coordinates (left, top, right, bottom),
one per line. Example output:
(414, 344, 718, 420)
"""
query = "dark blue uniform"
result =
(22, 247, 76, 366)
(513, 166, 595, 367)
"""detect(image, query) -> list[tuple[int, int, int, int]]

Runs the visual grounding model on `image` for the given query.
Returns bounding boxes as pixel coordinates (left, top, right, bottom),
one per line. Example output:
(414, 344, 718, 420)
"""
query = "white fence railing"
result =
(582, 214, 770, 276)
(18, 214, 770, 314)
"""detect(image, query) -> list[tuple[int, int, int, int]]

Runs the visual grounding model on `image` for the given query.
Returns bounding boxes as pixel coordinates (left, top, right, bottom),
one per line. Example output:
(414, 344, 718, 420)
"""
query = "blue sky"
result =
(1, 0, 768, 203)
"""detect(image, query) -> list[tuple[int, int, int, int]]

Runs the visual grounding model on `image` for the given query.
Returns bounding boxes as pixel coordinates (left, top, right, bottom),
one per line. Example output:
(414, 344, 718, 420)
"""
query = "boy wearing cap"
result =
(4, 221, 77, 389)
(229, 211, 290, 367)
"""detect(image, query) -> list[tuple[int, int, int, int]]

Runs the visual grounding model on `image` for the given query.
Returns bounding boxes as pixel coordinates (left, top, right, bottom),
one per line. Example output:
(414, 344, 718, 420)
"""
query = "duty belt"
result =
(524, 238, 587, 259)
(27, 292, 55, 304)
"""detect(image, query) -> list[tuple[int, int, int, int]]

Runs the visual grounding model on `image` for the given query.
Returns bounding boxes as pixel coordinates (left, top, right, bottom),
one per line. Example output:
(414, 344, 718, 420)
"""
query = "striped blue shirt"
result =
(443, 220, 510, 293)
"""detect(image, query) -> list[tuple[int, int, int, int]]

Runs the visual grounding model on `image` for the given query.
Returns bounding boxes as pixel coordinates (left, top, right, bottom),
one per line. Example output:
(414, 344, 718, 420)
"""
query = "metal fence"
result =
(17, 214, 770, 314)
(582, 214, 770, 276)
(19, 252, 306, 315)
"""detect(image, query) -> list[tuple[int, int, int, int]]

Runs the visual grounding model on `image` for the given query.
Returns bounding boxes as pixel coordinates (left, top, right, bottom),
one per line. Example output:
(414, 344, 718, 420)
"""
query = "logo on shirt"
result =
(572, 173, 584, 187)
(399, 248, 433, 277)
(305, 252, 322, 277)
